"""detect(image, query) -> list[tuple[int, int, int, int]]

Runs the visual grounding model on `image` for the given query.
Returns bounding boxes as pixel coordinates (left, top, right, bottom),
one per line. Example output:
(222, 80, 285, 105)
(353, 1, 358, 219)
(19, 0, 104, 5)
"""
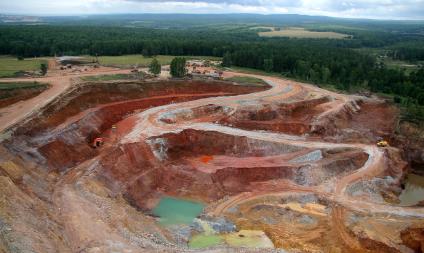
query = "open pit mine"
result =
(1, 70, 424, 253)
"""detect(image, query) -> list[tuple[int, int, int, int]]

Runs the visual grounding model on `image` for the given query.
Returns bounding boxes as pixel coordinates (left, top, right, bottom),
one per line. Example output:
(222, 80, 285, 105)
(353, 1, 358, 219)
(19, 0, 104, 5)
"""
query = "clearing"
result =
(225, 76, 268, 86)
(97, 55, 221, 68)
(258, 27, 351, 39)
(0, 82, 48, 90)
(81, 73, 144, 82)
(0, 56, 47, 78)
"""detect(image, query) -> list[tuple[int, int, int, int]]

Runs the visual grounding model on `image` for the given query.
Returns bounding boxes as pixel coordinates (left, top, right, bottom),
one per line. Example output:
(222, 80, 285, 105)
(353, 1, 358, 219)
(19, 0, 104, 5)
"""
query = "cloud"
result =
(124, 0, 299, 6)
(1, 0, 423, 19)
(299, 0, 424, 18)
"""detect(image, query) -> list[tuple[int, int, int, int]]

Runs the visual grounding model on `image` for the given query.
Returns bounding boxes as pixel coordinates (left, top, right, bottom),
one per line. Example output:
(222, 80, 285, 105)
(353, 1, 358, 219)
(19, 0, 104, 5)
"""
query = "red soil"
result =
(1, 70, 422, 253)
(9, 80, 267, 172)
(200, 155, 214, 164)
(0, 85, 49, 109)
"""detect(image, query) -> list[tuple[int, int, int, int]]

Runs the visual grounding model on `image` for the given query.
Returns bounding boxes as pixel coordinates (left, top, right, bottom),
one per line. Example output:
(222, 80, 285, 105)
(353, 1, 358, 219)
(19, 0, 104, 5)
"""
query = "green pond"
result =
(189, 234, 223, 249)
(399, 173, 424, 206)
(188, 230, 274, 249)
(152, 197, 204, 226)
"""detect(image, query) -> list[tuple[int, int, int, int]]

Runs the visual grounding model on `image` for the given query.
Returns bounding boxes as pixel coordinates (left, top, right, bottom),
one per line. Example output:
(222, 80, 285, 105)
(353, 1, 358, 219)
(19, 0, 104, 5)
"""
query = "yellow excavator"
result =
(377, 140, 389, 147)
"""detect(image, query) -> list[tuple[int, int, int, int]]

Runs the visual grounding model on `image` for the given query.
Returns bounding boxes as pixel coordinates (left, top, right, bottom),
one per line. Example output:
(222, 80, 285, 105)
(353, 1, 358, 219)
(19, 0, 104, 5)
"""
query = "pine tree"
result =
(149, 58, 161, 76)
(170, 57, 187, 78)
(263, 58, 273, 72)
(221, 52, 232, 67)
(40, 63, 48, 76)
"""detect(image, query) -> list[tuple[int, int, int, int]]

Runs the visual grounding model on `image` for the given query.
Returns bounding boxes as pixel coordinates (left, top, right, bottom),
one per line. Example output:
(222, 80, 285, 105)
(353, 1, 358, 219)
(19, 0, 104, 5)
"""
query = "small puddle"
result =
(189, 229, 274, 249)
(153, 197, 274, 249)
(399, 173, 424, 206)
(189, 234, 224, 249)
(153, 196, 204, 226)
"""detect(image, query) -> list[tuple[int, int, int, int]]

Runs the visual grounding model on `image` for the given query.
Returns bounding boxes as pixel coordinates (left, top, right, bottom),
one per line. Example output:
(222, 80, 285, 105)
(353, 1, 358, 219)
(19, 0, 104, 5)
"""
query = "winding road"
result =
(0, 66, 131, 133)
(118, 71, 423, 251)
(1, 66, 421, 252)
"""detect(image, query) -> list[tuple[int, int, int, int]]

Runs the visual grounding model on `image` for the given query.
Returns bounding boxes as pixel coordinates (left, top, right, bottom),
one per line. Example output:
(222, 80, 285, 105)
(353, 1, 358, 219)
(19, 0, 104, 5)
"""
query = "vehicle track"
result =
(1, 68, 416, 251)
(119, 72, 421, 251)
(0, 66, 131, 133)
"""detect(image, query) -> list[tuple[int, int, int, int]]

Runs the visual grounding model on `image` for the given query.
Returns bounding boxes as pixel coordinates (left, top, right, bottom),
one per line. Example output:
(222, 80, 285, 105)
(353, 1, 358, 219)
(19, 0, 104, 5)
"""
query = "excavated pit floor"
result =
(1, 76, 424, 253)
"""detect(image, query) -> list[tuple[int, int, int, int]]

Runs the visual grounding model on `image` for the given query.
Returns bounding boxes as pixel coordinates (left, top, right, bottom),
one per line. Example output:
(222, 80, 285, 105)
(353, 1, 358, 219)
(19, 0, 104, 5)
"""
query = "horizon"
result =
(1, 12, 424, 22)
(1, 0, 424, 21)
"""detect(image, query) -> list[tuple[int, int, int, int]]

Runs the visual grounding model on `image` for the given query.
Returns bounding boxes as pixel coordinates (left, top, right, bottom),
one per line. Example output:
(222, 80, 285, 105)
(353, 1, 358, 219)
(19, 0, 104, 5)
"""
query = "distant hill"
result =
(1, 13, 423, 29)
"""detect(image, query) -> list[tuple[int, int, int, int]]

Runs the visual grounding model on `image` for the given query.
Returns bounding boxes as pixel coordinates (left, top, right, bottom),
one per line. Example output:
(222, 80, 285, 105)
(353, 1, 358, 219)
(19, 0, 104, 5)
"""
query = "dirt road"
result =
(0, 67, 131, 133)
(1, 66, 418, 252)
(117, 71, 421, 251)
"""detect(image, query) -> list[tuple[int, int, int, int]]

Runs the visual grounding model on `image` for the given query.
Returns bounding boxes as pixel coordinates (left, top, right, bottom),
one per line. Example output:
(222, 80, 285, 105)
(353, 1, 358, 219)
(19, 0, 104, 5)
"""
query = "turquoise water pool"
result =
(153, 196, 204, 226)
(399, 173, 424, 206)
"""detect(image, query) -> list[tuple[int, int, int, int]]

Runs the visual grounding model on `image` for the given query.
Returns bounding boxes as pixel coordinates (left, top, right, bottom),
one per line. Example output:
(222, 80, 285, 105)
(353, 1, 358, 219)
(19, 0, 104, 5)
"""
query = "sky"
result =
(1, 0, 424, 20)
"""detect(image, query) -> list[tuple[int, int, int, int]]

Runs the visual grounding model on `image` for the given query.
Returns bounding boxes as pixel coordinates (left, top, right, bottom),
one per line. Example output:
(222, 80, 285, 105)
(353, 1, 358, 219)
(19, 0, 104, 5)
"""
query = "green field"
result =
(249, 26, 274, 31)
(303, 24, 368, 31)
(81, 73, 144, 82)
(383, 58, 422, 73)
(0, 56, 47, 78)
(0, 82, 48, 90)
(258, 27, 350, 39)
(355, 48, 422, 74)
(97, 55, 221, 67)
(225, 76, 268, 86)
(226, 66, 344, 92)
(0, 82, 49, 102)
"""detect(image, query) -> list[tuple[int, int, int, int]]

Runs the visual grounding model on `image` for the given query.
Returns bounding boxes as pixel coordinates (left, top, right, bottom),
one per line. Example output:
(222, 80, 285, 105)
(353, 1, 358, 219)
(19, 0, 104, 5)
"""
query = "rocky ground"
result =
(0, 68, 423, 252)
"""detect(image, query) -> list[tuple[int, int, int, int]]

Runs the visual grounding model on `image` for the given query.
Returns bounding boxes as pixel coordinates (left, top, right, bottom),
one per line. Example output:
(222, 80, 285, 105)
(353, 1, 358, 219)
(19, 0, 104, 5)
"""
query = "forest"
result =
(0, 14, 424, 121)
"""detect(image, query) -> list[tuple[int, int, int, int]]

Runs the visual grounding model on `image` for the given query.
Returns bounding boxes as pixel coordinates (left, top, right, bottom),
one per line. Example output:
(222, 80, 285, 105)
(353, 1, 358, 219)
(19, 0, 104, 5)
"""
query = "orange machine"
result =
(92, 137, 104, 148)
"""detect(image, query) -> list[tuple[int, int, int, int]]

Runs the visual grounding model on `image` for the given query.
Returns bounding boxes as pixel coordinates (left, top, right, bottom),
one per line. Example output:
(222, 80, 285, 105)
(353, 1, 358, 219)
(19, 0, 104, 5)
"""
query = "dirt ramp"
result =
(6, 80, 267, 172)
(222, 96, 330, 135)
(113, 129, 372, 211)
(154, 129, 303, 160)
(401, 227, 424, 252)
(312, 100, 399, 143)
(1, 71, 419, 253)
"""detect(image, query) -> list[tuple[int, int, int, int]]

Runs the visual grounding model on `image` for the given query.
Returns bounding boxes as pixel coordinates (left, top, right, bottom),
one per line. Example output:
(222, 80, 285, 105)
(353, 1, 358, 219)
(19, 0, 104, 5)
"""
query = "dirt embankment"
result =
(1, 70, 423, 253)
(0, 84, 50, 109)
(7, 80, 266, 172)
(392, 121, 424, 176)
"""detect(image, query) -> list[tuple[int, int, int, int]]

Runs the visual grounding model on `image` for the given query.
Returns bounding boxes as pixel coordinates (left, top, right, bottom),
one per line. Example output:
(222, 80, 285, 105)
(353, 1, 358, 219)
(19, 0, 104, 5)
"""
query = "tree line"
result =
(1, 25, 423, 60)
(1, 24, 424, 120)
(222, 42, 424, 120)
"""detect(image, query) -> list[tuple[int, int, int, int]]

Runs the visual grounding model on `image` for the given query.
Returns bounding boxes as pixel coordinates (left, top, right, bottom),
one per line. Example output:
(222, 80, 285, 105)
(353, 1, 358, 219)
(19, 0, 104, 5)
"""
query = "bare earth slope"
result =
(0, 68, 422, 253)
(0, 66, 131, 133)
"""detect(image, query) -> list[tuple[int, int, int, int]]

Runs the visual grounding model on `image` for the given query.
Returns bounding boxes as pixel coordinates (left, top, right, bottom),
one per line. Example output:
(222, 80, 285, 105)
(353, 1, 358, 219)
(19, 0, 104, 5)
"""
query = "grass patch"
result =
(382, 58, 422, 74)
(97, 55, 174, 67)
(0, 82, 49, 106)
(225, 76, 268, 86)
(226, 66, 351, 95)
(303, 24, 368, 31)
(225, 66, 282, 77)
(81, 73, 143, 82)
(258, 27, 350, 39)
(0, 82, 48, 91)
(0, 56, 47, 78)
(249, 26, 275, 32)
(97, 55, 221, 67)
(355, 48, 422, 74)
